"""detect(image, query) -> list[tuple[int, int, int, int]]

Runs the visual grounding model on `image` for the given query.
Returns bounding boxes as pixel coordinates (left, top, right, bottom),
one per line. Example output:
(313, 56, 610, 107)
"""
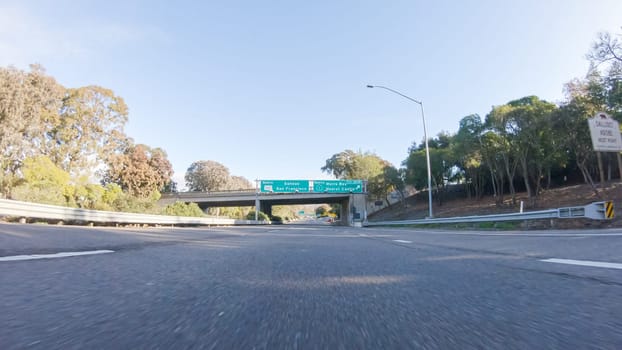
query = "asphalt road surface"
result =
(2, 222, 622, 349)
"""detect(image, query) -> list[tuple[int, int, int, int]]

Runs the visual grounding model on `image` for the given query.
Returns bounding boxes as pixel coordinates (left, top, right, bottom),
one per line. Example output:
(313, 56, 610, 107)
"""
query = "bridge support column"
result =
(340, 199, 350, 226)
(260, 203, 273, 218)
(342, 194, 367, 227)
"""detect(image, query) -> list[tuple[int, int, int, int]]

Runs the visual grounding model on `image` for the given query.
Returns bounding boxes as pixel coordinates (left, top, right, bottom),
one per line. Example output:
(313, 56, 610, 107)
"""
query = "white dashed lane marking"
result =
(541, 258, 622, 270)
(393, 240, 413, 244)
(0, 250, 114, 262)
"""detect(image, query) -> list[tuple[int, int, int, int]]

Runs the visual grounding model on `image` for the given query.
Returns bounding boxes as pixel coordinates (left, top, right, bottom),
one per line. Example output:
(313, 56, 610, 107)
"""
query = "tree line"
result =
(0, 64, 172, 212)
(1, 28, 620, 215)
(0, 65, 254, 216)
(323, 28, 622, 208)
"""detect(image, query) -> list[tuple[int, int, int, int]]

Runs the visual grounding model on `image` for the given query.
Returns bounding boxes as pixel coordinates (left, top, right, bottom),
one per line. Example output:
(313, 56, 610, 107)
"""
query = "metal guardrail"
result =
(364, 201, 613, 227)
(0, 199, 267, 226)
(2, 199, 612, 228)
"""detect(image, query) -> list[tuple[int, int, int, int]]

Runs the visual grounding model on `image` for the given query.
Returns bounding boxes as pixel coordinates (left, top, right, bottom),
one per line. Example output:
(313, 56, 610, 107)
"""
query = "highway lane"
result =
(1, 223, 622, 349)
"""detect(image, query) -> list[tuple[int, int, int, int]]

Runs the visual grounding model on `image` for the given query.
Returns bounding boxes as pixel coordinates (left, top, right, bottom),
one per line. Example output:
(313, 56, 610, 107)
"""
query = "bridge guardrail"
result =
(0, 199, 266, 226)
(364, 201, 613, 227)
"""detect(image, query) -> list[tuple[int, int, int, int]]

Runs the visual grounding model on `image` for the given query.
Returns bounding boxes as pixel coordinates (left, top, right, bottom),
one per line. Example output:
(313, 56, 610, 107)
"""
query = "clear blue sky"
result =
(2, 1, 621, 188)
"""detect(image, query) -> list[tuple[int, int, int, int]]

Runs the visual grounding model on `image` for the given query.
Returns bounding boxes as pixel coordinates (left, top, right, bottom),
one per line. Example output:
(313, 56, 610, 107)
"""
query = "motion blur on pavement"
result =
(2, 223, 622, 349)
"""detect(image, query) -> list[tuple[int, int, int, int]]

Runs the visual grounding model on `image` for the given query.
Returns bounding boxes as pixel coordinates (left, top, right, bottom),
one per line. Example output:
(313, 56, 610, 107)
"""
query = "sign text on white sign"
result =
(588, 112, 622, 152)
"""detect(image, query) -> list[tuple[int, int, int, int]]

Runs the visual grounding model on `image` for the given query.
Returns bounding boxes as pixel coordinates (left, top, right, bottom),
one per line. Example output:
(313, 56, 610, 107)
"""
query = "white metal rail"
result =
(0, 199, 266, 226)
(1, 199, 612, 228)
(364, 201, 613, 227)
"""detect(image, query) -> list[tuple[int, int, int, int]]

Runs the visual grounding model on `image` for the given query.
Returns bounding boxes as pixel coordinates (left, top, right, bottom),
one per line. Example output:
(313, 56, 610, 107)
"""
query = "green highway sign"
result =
(312, 180, 364, 193)
(260, 180, 310, 193)
(259, 179, 364, 194)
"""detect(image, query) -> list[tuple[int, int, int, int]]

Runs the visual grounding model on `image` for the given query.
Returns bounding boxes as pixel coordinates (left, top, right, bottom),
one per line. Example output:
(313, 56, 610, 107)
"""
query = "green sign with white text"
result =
(259, 179, 364, 193)
(311, 180, 364, 193)
(260, 180, 310, 193)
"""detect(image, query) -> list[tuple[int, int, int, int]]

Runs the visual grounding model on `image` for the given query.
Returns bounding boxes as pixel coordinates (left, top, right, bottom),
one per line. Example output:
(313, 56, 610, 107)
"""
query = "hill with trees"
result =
(328, 28, 622, 214)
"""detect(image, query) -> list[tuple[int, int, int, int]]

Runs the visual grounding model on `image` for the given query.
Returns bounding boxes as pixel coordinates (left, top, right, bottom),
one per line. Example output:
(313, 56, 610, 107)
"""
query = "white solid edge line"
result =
(0, 250, 115, 262)
(541, 258, 622, 270)
(393, 240, 413, 244)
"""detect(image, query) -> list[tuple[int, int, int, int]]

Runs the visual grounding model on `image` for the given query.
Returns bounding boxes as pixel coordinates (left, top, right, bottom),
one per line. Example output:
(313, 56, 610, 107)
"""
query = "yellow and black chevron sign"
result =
(605, 201, 615, 219)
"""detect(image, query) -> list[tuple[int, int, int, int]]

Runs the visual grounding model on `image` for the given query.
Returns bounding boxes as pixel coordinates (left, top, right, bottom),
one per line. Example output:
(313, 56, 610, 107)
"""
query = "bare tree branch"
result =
(588, 29, 622, 69)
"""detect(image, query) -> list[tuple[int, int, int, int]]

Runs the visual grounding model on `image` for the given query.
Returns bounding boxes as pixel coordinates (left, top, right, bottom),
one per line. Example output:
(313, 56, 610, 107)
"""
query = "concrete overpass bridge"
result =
(159, 190, 367, 226)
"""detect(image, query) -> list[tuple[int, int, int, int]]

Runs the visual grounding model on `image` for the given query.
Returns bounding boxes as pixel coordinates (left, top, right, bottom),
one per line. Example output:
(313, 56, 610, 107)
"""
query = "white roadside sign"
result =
(588, 112, 622, 152)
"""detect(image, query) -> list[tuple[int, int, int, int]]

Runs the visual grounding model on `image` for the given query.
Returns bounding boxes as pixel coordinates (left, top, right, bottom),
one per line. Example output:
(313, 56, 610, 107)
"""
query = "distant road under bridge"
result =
(159, 191, 367, 226)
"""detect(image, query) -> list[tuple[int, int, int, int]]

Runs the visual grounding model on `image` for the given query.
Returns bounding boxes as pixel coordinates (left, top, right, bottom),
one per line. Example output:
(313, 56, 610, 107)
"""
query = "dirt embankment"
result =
(368, 182, 622, 228)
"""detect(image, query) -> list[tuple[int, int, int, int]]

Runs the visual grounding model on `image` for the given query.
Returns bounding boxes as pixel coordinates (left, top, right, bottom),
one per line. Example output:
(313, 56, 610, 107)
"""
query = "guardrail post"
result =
(584, 201, 614, 220)
(605, 200, 615, 220)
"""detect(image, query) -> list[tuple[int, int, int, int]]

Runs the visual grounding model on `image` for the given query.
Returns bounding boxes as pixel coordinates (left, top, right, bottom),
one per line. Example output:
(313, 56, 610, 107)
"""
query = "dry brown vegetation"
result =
(369, 181, 622, 228)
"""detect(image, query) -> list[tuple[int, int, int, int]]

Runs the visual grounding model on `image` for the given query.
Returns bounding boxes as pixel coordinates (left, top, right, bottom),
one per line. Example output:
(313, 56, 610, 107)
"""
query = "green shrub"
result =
(478, 222, 495, 229)
(247, 210, 269, 221)
(11, 185, 68, 206)
(494, 222, 518, 230)
(164, 201, 205, 217)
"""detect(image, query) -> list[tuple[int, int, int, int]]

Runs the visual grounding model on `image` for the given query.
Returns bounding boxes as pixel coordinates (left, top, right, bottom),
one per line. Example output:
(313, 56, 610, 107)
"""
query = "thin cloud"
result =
(0, 3, 166, 68)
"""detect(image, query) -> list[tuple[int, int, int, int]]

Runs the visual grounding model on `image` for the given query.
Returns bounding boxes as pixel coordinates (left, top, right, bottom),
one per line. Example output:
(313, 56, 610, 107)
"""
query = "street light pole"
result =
(255, 179, 260, 221)
(366, 84, 434, 218)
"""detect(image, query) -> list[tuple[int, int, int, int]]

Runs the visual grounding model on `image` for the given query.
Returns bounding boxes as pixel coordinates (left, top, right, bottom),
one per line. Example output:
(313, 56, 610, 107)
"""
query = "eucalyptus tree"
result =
(226, 175, 254, 191)
(103, 144, 173, 198)
(485, 96, 557, 204)
(403, 132, 458, 205)
(322, 150, 363, 179)
(584, 28, 622, 182)
(605, 61, 622, 117)
(453, 114, 488, 199)
(552, 98, 597, 190)
(44, 85, 129, 176)
(485, 104, 520, 203)
(382, 165, 406, 206)
(0, 65, 63, 196)
(322, 150, 389, 181)
(322, 149, 392, 201)
(403, 148, 428, 190)
(479, 131, 507, 205)
(588, 28, 622, 67)
(185, 160, 231, 192)
(555, 69, 619, 190)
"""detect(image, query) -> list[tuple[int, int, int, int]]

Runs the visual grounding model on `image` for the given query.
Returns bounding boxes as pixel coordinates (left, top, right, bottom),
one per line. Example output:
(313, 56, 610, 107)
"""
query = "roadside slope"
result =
(369, 182, 622, 228)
